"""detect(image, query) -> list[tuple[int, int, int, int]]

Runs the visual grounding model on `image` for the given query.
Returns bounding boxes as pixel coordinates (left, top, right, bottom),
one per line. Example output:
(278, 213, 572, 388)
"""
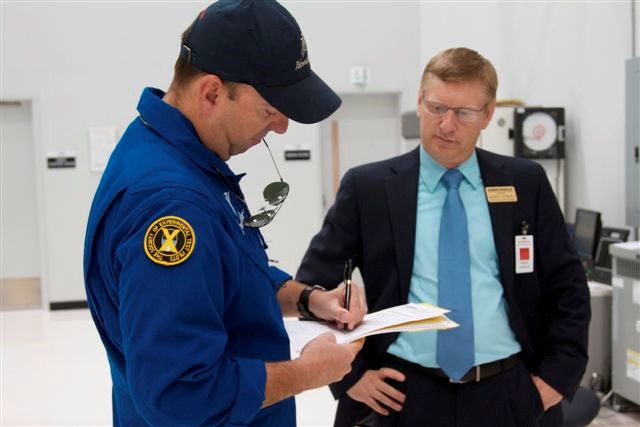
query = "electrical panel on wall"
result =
(401, 111, 420, 140)
(514, 107, 565, 159)
(479, 106, 515, 157)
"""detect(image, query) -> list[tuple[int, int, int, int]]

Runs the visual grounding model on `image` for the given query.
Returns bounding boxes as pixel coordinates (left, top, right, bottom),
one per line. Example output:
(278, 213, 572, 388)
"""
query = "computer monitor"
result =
(600, 226, 630, 242)
(573, 209, 602, 259)
(594, 237, 621, 270)
(590, 236, 624, 284)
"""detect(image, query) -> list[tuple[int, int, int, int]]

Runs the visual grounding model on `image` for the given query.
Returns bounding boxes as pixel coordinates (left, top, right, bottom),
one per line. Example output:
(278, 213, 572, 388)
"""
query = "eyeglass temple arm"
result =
(262, 138, 284, 182)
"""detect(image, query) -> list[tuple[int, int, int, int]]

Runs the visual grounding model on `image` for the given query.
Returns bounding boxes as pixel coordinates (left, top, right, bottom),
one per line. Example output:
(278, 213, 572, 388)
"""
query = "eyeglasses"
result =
(422, 98, 488, 123)
(243, 138, 289, 228)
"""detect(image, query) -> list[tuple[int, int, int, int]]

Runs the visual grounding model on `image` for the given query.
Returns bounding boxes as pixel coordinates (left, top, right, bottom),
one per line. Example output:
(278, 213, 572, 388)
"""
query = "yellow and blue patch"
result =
(144, 216, 195, 266)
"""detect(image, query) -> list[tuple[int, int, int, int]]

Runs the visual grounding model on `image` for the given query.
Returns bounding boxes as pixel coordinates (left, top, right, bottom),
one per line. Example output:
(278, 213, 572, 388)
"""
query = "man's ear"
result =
(197, 74, 224, 111)
(481, 99, 497, 130)
(416, 90, 422, 118)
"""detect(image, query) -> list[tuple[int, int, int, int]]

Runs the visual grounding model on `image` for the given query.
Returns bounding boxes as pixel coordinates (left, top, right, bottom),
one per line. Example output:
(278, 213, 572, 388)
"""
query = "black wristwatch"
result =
(297, 285, 326, 320)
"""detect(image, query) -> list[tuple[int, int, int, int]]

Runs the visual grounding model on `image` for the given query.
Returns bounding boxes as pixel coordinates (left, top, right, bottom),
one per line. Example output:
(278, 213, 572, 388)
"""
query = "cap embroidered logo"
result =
(295, 34, 309, 71)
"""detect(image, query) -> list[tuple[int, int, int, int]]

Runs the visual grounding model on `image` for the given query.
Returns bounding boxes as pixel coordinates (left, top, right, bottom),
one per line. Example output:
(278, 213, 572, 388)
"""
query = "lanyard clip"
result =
(520, 220, 529, 235)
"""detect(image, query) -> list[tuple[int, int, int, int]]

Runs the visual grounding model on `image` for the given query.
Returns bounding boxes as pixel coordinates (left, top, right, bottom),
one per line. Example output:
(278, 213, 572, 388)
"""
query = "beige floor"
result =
(1, 308, 639, 426)
(589, 406, 640, 426)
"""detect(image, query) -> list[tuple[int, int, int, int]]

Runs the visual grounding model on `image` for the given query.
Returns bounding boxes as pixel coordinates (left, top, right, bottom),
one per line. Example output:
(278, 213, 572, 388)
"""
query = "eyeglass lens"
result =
(244, 209, 277, 228)
(423, 99, 486, 123)
(243, 139, 290, 228)
(263, 181, 289, 206)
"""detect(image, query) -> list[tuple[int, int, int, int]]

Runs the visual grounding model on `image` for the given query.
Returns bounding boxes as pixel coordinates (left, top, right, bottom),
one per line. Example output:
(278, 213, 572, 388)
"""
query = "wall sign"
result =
(285, 150, 311, 161)
(284, 144, 311, 161)
(46, 150, 76, 169)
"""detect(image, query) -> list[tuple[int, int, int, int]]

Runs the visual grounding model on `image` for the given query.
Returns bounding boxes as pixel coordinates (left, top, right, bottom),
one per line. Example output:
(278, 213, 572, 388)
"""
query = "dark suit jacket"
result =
(296, 147, 590, 423)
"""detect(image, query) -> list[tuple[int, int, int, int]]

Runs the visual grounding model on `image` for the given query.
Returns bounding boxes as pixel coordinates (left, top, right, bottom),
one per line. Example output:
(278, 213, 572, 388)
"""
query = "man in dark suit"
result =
(296, 47, 590, 427)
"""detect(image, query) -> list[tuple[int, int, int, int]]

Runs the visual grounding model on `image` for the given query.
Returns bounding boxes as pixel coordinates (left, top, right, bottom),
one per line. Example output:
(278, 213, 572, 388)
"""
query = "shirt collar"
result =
(419, 145, 482, 192)
(136, 87, 239, 180)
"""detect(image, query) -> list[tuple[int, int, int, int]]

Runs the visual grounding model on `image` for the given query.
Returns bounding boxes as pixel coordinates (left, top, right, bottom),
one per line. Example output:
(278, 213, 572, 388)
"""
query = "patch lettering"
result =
(144, 216, 195, 266)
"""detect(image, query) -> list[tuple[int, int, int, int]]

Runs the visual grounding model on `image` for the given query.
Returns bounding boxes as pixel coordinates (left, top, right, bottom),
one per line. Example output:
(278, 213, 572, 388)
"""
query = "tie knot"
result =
(442, 168, 464, 190)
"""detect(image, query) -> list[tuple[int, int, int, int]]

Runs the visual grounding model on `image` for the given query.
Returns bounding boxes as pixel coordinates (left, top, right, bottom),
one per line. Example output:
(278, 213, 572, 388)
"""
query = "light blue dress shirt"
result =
(388, 146, 521, 368)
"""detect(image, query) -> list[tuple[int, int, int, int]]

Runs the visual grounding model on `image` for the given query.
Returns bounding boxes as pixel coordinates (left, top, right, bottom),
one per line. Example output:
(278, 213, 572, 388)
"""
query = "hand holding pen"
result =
(295, 259, 366, 329)
(336, 258, 368, 330)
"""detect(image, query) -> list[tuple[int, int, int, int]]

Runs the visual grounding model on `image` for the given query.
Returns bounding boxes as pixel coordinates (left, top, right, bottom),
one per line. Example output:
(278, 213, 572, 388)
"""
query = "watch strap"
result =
(297, 285, 326, 320)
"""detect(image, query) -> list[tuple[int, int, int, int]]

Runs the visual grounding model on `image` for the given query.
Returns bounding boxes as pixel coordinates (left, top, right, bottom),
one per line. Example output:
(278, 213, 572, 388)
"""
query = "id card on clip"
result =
(515, 235, 534, 274)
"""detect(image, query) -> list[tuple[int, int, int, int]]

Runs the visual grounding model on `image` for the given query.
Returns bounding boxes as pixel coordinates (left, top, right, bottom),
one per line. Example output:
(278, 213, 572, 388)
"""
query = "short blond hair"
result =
(421, 47, 498, 99)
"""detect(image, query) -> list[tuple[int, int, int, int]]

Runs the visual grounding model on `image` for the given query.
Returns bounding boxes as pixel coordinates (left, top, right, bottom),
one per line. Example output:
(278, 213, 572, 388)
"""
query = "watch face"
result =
(522, 112, 557, 152)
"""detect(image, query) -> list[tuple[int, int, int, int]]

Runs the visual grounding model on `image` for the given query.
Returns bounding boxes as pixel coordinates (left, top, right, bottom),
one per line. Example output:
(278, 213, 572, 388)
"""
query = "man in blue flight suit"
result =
(83, 1, 365, 425)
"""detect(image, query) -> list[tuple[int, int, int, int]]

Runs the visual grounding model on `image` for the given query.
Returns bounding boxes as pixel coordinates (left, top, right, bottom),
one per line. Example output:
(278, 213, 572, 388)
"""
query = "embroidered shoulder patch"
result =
(144, 216, 195, 266)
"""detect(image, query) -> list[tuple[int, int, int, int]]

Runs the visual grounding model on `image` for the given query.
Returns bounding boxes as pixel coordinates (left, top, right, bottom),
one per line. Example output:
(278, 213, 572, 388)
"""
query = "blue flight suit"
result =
(83, 87, 295, 426)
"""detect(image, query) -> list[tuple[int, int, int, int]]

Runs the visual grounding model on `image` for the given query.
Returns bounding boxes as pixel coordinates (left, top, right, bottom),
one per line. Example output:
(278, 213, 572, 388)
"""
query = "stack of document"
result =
(285, 303, 458, 356)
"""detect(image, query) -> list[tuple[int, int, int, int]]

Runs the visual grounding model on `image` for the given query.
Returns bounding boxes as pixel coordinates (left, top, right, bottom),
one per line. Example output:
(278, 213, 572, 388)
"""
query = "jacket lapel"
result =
(385, 148, 420, 303)
(476, 148, 516, 297)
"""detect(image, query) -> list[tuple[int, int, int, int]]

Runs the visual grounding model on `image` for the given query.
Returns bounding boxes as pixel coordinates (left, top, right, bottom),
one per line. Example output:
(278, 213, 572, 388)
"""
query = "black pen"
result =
(344, 259, 353, 311)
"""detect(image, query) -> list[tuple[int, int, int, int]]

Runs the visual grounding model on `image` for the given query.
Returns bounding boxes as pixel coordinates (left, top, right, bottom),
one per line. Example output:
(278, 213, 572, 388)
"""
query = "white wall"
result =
(0, 1, 636, 425)
(1, 2, 206, 302)
(1, 1, 419, 301)
(1, 101, 40, 278)
(0, 1, 634, 302)
(419, 1, 632, 227)
(637, 0, 640, 55)
(243, 1, 420, 274)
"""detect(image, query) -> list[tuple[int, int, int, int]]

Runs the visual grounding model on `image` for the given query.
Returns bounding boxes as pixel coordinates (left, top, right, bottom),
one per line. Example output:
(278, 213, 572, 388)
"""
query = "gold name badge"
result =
(485, 186, 518, 203)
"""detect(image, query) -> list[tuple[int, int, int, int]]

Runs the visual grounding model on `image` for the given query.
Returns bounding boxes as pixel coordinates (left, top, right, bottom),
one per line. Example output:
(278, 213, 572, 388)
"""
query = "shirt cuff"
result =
(268, 266, 292, 290)
(228, 357, 267, 425)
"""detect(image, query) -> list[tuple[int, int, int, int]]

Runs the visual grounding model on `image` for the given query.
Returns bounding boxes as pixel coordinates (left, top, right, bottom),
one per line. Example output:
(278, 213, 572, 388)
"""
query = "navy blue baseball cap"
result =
(180, 0, 341, 124)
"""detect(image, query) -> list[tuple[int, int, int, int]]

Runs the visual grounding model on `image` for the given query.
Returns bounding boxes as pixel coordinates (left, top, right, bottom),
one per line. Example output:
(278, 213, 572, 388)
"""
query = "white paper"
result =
(89, 126, 117, 172)
(285, 303, 458, 356)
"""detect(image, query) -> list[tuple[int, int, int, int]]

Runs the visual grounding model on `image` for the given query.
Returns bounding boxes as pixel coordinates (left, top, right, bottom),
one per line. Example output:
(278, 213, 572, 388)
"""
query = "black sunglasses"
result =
(243, 139, 289, 228)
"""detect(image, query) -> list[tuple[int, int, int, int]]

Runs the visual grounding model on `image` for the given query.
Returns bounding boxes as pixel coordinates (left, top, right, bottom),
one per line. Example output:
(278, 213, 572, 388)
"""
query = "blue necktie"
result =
(436, 168, 475, 382)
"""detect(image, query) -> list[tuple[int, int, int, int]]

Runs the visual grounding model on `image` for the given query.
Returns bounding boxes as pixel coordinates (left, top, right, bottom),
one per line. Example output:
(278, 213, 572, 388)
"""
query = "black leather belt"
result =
(385, 353, 520, 384)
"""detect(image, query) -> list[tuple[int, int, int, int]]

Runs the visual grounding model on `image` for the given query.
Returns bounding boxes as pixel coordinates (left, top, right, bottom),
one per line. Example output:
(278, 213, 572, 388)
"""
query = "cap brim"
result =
(253, 71, 342, 124)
